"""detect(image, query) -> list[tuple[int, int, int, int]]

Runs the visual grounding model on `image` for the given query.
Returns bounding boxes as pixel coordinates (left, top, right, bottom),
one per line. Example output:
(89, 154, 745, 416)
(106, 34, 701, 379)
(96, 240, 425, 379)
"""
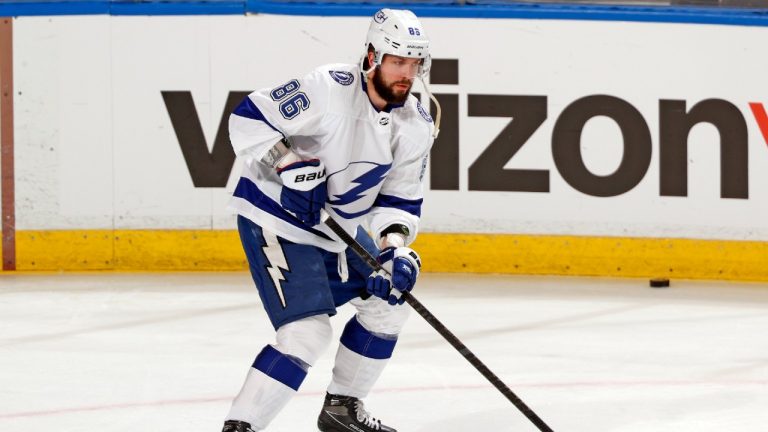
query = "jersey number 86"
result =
(270, 79, 311, 120)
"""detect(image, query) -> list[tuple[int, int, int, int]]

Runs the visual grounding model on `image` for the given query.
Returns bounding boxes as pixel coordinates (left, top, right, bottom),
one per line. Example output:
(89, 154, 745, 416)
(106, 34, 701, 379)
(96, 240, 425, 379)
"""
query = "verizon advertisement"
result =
(12, 15, 768, 240)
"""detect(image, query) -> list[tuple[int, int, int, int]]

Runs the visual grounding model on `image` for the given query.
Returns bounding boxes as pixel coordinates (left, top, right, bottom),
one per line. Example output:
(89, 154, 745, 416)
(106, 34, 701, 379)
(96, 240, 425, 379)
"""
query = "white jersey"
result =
(228, 63, 435, 252)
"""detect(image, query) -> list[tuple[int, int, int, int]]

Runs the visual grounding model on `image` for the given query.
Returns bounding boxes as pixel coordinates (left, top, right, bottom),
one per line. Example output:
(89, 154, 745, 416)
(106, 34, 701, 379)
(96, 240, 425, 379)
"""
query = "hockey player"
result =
(221, 8, 439, 432)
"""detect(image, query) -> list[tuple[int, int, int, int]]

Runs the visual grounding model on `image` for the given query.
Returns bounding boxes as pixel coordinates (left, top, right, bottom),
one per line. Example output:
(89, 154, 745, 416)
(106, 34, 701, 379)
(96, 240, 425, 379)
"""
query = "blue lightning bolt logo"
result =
(327, 162, 391, 219)
(262, 230, 289, 308)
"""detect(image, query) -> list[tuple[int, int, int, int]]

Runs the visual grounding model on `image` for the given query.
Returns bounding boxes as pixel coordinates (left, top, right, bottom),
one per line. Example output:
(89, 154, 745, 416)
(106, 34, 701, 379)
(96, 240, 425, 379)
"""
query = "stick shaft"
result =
(323, 216, 555, 432)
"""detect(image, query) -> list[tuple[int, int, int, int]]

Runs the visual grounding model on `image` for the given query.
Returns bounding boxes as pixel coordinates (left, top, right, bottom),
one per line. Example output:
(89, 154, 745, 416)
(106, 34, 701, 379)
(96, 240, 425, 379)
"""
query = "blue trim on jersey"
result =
(233, 177, 333, 241)
(340, 316, 397, 360)
(232, 96, 284, 136)
(252, 345, 307, 391)
(373, 194, 423, 218)
(383, 101, 406, 113)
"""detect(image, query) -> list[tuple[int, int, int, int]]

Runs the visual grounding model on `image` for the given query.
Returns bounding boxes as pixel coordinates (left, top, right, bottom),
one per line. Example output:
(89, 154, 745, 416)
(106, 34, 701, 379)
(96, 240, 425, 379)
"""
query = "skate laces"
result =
(353, 400, 382, 430)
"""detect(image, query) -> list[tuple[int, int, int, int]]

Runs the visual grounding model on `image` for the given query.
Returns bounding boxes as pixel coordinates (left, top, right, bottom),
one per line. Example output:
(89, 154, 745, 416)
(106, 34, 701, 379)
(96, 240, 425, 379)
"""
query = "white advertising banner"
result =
(13, 15, 768, 239)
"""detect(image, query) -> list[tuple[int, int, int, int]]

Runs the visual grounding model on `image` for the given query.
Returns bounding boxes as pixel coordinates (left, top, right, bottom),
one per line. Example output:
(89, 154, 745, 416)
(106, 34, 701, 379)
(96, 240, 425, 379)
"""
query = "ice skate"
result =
(222, 420, 255, 432)
(317, 392, 397, 432)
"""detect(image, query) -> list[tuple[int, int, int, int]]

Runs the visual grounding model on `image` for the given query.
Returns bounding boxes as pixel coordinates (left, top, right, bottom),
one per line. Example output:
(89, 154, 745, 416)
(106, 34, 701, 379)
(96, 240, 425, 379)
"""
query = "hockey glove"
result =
(277, 159, 327, 226)
(366, 247, 422, 305)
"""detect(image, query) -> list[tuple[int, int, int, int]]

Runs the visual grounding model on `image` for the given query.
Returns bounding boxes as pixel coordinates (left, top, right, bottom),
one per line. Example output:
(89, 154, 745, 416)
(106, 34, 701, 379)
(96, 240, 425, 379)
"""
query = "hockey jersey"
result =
(228, 63, 435, 252)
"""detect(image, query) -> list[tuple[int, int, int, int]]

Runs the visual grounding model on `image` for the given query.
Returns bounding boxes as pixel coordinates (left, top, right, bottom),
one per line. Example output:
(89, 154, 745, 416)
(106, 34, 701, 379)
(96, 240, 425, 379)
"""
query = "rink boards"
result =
(1, 12, 768, 279)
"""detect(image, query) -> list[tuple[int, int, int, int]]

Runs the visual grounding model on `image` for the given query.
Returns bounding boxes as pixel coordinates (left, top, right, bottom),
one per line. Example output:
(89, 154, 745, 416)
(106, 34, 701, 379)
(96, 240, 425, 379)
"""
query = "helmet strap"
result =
(419, 76, 441, 139)
(359, 55, 378, 83)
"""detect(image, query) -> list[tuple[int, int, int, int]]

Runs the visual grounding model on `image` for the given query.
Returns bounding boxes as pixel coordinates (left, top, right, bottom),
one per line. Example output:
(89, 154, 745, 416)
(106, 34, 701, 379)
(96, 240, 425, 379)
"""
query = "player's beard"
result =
(372, 68, 412, 105)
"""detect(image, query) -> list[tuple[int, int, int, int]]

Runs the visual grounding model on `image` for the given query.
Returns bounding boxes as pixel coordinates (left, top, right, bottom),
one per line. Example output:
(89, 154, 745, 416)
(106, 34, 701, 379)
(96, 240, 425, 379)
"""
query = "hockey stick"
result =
(323, 214, 555, 432)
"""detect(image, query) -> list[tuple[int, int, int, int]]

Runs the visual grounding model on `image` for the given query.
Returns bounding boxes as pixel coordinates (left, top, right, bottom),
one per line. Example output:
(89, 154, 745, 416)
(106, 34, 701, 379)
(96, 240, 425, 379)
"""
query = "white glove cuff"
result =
(278, 159, 326, 192)
(393, 247, 422, 277)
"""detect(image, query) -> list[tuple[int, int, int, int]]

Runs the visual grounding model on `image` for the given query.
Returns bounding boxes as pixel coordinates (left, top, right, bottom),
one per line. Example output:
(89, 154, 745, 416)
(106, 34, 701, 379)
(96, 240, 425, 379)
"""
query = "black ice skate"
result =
(222, 420, 255, 432)
(317, 392, 397, 432)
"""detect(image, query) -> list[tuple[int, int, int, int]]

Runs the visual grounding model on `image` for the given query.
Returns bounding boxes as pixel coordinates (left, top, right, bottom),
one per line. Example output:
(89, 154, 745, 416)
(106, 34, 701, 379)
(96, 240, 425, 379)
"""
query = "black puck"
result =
(649, 278, 670, 288)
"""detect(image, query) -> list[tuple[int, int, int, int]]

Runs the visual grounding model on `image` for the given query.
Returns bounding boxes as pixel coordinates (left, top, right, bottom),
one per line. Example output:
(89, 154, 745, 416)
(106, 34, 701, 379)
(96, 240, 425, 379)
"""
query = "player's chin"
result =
(389, 94, 409, 104)
(391, 84, 411, 100)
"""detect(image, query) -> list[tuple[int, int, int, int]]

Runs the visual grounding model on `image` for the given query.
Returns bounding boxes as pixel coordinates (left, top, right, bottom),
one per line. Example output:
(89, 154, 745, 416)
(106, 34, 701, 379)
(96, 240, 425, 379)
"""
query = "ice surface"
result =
(1, 273, 766, 431)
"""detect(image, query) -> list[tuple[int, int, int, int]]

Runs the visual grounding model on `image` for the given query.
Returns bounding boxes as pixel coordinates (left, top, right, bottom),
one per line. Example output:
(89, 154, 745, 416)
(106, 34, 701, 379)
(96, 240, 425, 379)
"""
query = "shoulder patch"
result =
(416, 101, 433, 123)
(329, 70, 354, 86)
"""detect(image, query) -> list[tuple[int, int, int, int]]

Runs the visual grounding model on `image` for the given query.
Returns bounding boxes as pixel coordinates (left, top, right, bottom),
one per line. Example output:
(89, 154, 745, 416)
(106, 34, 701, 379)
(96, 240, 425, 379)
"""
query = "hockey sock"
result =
(327, 316, 398, 398)
(227, 345, 308, 430)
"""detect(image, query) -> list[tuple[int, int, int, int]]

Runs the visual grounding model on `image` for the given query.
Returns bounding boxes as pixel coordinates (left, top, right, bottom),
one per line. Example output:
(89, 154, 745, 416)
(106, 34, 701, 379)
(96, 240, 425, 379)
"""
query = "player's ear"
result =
(367, 50, 376, 68)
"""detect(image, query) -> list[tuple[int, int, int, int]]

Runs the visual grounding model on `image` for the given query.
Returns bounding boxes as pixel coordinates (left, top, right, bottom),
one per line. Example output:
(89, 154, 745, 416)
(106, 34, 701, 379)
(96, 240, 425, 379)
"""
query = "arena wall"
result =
(1, 5, 767, 279)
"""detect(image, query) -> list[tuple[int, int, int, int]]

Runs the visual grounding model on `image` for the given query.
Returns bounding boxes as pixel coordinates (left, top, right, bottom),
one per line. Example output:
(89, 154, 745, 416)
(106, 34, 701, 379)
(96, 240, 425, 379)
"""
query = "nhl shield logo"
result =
(329, 70, 354, 86)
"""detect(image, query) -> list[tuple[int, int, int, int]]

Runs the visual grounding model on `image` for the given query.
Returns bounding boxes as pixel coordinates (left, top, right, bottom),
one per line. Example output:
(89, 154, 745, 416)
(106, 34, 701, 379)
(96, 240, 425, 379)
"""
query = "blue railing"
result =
(1, 0, 767, 26)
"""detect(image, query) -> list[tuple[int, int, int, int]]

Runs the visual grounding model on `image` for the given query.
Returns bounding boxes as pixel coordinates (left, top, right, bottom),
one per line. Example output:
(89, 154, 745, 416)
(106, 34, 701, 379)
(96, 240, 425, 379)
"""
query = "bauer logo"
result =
(329, 70, 354, 86)
(292, 170, 325, 183)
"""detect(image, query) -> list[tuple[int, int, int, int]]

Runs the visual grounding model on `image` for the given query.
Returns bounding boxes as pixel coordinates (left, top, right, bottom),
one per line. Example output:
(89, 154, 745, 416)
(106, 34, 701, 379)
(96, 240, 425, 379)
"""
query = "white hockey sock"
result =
(227, 345, 307, 430)
(327, 316, 398, 398)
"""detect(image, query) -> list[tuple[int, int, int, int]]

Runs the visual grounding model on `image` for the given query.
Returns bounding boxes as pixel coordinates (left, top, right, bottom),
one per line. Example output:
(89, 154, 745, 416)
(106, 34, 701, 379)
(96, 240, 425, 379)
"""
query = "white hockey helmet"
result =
(363, 8, 431, 77)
